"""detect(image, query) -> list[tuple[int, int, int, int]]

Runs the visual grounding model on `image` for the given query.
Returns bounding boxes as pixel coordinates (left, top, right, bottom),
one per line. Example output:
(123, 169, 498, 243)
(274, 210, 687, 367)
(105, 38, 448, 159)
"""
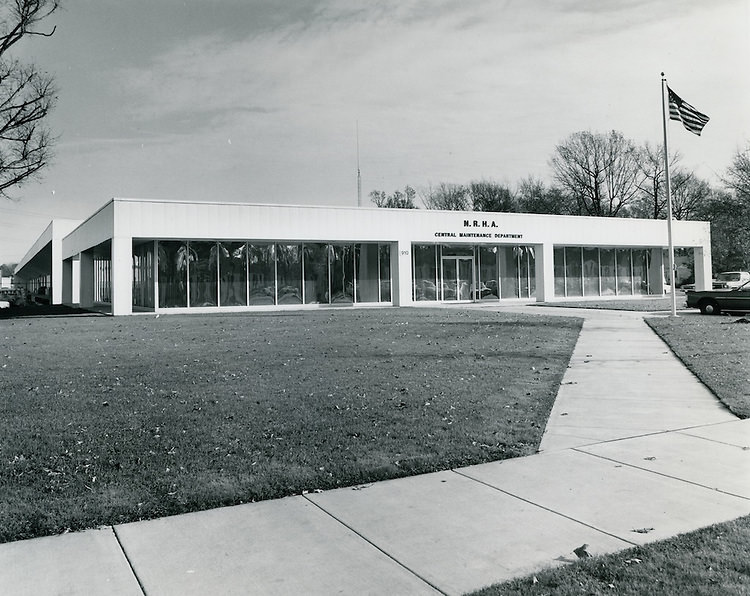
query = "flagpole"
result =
(661, 72, 677, 317)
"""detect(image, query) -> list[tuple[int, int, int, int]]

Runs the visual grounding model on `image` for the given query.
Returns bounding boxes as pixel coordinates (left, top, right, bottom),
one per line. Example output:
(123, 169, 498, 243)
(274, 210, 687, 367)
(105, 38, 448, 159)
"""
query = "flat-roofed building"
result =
(13, 198, 712, 315)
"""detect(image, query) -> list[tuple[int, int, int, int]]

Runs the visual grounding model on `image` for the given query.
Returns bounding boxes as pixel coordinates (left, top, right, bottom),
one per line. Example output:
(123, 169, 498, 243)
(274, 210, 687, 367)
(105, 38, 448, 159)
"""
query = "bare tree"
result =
(550, 130, 644, 217)
(421, 182, 470, 210)
(469, 180, 517, 212)
(722, 143, 750, 199)
(634, 142, 680, 219)
(369, 186, 417, 209)
(515, 176, 571, 215)
(669, 173, 712, 221)
(0, 0, 59, 199)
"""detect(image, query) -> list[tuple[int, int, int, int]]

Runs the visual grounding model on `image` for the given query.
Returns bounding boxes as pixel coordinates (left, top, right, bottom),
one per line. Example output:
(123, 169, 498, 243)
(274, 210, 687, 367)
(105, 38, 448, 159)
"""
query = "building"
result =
(14, 198, 712, 316)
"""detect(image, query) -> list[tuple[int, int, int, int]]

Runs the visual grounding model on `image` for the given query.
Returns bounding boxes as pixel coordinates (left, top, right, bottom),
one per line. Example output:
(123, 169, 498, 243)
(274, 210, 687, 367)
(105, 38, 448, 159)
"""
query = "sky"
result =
(1, 0, 748, 264)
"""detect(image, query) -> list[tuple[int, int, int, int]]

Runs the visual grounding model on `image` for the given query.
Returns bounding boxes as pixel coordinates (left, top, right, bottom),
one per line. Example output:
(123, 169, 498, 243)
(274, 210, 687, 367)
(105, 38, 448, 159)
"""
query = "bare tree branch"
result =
(0, 0, 59, 199)
(550, 130, 644, 217)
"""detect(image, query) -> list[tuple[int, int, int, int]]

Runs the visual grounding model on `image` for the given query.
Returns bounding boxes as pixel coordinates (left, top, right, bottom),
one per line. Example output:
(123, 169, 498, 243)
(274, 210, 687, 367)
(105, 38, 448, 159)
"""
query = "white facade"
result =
(14, 198, 713, 315)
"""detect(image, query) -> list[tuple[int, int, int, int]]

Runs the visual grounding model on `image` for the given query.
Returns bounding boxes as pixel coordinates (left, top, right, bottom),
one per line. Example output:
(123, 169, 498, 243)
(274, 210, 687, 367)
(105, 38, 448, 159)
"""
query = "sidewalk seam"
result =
(675, 429, 749, 450)
(571, 448, 750, 502)
(450, 469, 638, 548)
(302, 494, 448, 596)
(111, 525, 149, 596)
(542, 421, 743, 454)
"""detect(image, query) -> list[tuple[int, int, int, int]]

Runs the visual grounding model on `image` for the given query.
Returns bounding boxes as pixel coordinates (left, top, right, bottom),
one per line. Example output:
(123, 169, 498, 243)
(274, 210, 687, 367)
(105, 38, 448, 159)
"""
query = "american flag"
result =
(668, 87, 709, 136)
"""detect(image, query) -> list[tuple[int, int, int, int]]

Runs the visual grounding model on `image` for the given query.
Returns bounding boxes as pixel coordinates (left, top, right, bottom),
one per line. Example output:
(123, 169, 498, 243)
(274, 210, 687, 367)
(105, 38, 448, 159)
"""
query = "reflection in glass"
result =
(441, 244, 473, 257)
(158, 241, 188, 307)
(94, 258, 111, 303)
(133, 241, 154, 308)
(441, 257, 458, 301)
(331, 244, 354, 303)
(565, 246, 583, 297)
(379, 244, 391, 302)
(304, 243, 329, 304)
(355, 244, 379, 302)
(478, 246, 499, 300)
(412, 244, 437, 301)
(526, 247, 536, 296)
(498, 247, 518, 298)
(600, 249, 616, 295)
(616, 249, 632, 295)
(248, 244, 276, 304)
(276, 244, 302, 304)
(553, 247, 565, 296)
(632, 249, 648, 295)
(219, 242, 247, 306)
(583, 248, 600, 296)
(189, 241, 218, 307)
(517, 247, 535, 298)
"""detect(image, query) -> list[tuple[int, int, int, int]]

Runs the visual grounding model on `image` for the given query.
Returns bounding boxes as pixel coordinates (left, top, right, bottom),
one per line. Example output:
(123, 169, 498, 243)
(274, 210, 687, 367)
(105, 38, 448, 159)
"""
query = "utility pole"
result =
(356, 121, 362, 207)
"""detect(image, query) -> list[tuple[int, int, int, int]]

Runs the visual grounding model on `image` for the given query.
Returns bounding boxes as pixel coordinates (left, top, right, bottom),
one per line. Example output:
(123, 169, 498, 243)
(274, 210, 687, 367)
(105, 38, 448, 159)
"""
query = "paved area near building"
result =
(1, 307, 748, 595)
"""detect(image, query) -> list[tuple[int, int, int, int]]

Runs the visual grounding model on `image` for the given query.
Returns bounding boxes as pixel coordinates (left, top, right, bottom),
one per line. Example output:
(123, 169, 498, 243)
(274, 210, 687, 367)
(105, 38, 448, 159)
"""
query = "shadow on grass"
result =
(0, 305, 108, 319)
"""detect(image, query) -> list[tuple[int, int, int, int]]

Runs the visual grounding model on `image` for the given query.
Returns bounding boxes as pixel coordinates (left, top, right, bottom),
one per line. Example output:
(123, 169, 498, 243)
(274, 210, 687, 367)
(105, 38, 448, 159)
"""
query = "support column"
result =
(51, 241, 64, 305)
(111, 236, 133, 316)
(534, 242, 555, 302)
(62, 259, 73, 305)
(649, 248, 665, 295)
(693, 246, 712, 291)
(395, 239, 412, 307)
(79, 251, 94, 308)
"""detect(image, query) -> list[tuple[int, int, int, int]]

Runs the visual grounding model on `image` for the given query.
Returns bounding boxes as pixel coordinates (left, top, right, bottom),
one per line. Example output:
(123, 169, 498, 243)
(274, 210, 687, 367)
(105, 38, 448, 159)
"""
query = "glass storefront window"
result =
(379, 244, 391, 302)
(413, 244, 437, 301)
(277, 244, 303, 304)
(94, 258, 111, 303)
(616, 249, 632, 295)
(600, 249, 616, 295)
(564, 247, 583, 297)
(527, 247, 536, 297)
(499, 246, 519, 298)
(304, 243, 329, 304)
(478, 246, 499, 300)
(632, 249, 648, 295)
(330, 244, 354, 303)
(189, 241, 218, 307)
(219, 242, 247, 306)
(582, 248, 600, 296)
(248, 244, 275, 304)
(355, 244, 379, 303)
(133, 241, 154, 308)
(553, 247, 566, 297)
(158, 241, 188, 307)
(441, 244, 473, 257)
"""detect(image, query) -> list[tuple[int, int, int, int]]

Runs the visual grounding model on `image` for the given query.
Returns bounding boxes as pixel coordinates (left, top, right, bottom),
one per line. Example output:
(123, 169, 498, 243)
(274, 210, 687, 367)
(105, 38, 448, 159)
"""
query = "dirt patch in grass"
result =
(0, 308, 581, 543)
(470, 514, 750, 595)
(646, 315, 750, 418)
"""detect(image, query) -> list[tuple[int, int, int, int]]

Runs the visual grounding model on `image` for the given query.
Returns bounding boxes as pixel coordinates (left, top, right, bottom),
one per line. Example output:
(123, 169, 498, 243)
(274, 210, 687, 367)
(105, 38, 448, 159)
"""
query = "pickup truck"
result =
(685, 279, 750, 315)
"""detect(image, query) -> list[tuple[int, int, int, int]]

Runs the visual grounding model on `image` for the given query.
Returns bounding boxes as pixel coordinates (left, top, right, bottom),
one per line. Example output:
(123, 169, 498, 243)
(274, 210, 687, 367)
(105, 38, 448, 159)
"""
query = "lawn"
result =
(470, 514, 750, 596)
(0, 307, 581, 543)
(646, 314, 750, 418)
(471, 308, 750, 595)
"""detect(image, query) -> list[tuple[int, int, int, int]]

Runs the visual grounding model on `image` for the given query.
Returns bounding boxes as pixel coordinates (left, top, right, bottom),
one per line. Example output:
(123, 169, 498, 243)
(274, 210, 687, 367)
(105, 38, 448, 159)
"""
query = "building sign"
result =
(433, 218, 523, 240)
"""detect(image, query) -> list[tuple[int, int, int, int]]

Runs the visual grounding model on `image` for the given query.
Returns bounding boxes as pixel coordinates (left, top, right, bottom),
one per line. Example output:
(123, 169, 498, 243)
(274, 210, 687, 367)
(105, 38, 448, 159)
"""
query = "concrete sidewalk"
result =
(2, 309, 749, 595)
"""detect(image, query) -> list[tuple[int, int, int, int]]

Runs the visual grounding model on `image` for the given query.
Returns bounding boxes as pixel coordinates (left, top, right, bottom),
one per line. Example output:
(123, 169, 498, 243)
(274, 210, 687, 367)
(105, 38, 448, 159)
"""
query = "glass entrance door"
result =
(441, 256, 474, 301)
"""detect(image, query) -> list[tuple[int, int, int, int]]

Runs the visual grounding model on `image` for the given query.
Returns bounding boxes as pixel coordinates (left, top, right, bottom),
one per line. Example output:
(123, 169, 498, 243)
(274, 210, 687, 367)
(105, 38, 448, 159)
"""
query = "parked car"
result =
(713, 271, 750, 289)
(0, 288, 23, 307)
(681, 271, 750, 292)
(685, 279, 750, 315)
